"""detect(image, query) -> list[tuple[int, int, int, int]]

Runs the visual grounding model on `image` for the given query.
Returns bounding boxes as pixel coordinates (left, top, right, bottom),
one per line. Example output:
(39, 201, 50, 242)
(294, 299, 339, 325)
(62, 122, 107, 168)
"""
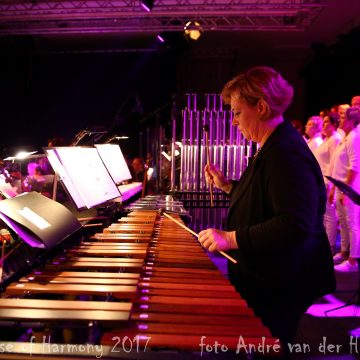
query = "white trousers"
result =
(336, 189, 360, 258)
(324, 201, 338, 247)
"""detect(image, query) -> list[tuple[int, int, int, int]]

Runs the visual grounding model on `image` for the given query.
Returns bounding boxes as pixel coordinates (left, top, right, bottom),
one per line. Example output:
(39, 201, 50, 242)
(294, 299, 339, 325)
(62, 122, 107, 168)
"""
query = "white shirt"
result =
(314, 132, 342, 185)
(307, 135, 323, 153)
(332, 128, 360, 192)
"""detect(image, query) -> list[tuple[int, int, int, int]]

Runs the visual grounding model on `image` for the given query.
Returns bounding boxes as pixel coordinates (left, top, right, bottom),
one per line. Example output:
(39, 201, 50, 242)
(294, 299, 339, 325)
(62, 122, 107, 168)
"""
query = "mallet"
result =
(203, 124, 214, 207)
(158, 209, 237, 264)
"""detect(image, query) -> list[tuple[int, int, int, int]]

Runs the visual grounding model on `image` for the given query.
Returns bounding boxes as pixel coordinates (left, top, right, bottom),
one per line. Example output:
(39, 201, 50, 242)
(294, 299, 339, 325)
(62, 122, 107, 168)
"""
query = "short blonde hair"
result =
(221, 66, 293, 120)
(308, 115, 323, 133)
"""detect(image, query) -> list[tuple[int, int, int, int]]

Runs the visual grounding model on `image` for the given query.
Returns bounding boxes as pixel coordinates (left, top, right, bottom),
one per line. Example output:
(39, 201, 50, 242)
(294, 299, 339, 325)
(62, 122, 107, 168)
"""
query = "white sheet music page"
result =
(55, 147, 121, 209)
(95, 144, 132, 184)
(45, 148, 85, 209)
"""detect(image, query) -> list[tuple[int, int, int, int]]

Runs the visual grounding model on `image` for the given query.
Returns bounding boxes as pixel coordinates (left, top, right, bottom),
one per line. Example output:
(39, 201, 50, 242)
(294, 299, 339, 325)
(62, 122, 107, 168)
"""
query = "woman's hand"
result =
(204, 164, 233, 194)
(198, 229, 238, 252)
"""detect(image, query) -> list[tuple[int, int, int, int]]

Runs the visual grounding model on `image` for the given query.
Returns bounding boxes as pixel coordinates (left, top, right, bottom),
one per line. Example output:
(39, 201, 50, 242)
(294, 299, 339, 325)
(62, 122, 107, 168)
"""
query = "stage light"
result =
(140, 0, 154, 12)
(184, 21, 202, 41)
(4, 151, 37, 161)
(157, 34, 165, 43)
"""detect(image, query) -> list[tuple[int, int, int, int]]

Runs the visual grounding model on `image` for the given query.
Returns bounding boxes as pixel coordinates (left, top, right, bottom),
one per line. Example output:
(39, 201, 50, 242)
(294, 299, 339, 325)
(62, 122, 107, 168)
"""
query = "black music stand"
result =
(0, 192, 82, 287)
(325, 176, 360, 205)
(324, 177, 360, 316)
(325, 259, 360, 316)
(0, 191, 81, 249)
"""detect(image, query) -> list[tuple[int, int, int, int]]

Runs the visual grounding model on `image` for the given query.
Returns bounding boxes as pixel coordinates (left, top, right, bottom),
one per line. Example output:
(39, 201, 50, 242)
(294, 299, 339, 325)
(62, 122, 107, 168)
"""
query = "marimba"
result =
(0, 209, 281, 358)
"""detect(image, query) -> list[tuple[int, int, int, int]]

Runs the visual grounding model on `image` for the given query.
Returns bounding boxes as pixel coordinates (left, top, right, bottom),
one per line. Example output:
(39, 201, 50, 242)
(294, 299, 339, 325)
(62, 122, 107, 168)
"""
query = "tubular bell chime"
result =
(171, 93, 258, 232)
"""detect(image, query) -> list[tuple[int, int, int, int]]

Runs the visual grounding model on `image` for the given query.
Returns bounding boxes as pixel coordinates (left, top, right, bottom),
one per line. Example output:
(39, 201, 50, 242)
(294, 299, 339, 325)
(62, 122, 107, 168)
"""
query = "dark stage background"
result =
(1, 26, 360, 159)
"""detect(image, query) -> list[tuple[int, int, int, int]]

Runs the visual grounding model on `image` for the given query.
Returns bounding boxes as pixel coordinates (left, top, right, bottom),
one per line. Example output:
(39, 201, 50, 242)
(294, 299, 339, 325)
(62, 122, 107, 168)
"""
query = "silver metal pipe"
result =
(199, 109, 206, 191)
(188, 110, 194, 191)
(193, 110, 200, 191)
(212, 93, 217, 112)
(170, 117, 176, 191)
(205, 93, 210, 112)
(180, 110, 185, 191)
(178, 92, 256, 191)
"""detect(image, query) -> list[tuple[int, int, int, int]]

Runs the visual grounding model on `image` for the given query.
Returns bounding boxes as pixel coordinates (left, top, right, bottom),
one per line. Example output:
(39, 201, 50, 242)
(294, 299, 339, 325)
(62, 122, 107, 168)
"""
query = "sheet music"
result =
(54, 147, 121, 209)
(45, 149, 85, 209)
(95, 144, 132, 185)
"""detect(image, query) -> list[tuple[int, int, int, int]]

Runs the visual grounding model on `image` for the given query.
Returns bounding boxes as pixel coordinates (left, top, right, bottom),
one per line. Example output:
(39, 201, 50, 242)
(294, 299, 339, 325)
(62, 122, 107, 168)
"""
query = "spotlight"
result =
(4, 151, 38, 161)
(184, 21, 202, 41)
(140, 0, 154, 12)
(157, 34, 165, 43)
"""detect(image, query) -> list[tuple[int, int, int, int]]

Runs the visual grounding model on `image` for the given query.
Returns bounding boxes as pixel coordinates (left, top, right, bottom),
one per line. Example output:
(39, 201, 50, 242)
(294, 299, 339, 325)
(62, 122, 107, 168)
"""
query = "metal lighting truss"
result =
(0, 0, 326, 35)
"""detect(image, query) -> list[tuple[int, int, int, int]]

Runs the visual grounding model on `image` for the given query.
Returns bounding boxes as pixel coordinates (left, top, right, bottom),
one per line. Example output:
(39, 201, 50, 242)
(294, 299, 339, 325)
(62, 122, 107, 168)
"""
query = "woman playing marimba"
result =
(199, 66, 335, 353)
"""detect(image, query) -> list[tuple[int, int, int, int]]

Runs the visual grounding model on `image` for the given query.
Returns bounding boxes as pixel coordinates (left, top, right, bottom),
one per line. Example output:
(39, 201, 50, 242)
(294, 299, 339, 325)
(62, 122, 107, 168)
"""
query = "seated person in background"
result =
(48, 137, 66, 147)
(39, 136, 67, 175)
(305, 115, 323, 152)
(131, 157, 145, 182)
(23, 162, 47, 193)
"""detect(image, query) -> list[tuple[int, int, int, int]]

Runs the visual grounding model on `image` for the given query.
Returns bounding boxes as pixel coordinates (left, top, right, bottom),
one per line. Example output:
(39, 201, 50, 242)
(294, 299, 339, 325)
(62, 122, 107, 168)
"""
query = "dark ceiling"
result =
(1, 0, 360, 64)
(1, 0, 360, 152)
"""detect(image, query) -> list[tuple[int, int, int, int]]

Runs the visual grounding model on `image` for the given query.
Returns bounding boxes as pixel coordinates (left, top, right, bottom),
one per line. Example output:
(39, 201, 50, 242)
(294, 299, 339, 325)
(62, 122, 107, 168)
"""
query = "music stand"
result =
(44, 147, 121, 210)
(324, 176, 360, 315)
(95, 144, 132, 185)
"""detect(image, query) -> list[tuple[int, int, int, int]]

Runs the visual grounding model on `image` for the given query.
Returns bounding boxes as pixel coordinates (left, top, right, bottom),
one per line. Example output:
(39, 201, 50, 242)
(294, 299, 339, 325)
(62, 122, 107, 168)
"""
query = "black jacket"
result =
(226, 121, 336, 309)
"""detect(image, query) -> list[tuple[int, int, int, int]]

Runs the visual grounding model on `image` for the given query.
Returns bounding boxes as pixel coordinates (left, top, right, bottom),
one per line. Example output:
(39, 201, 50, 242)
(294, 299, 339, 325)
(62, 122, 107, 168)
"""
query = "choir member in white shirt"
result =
(314, 112, 342, 253)
(330, 107, 360, 272)
(305, 116, 323, 153)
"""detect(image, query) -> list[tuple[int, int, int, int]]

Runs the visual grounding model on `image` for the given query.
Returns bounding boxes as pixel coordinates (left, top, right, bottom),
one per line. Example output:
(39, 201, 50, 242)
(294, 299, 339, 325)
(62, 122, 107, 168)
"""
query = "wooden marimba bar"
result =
(0, 209, 281, 358)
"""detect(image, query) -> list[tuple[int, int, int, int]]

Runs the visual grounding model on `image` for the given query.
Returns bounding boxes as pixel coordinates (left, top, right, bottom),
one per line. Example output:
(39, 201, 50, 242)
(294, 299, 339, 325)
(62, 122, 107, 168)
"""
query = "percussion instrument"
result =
(0, 208, 281, 358)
